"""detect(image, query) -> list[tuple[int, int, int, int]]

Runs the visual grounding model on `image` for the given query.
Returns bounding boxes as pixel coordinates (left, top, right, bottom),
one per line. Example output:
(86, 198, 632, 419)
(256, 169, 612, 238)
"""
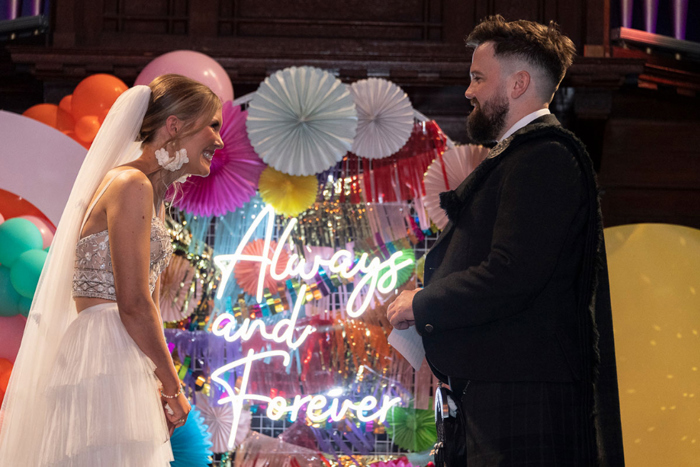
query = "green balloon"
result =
(0, 218, 43, 268)
(0, 266, 21, 316)
(18, 296, 33, 317)
(10, 249, 48, 298)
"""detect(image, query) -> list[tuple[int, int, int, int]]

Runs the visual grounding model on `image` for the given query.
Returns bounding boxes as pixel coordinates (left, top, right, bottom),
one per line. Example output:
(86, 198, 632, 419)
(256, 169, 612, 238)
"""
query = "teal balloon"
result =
(0, 266, 21, 316)
(10, 249, 48, 298)
(18, 296, 33, 317)
(0, 218, 43, 268)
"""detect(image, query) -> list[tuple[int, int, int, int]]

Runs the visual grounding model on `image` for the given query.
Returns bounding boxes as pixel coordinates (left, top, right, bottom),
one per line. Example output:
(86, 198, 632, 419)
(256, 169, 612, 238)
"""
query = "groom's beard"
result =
(466, 92, 509, 144)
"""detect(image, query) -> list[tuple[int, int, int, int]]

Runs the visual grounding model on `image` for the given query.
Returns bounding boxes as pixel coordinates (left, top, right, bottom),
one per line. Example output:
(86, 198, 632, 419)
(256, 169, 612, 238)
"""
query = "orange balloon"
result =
(71, 74, 128, 121)
(0, 358, 12, 393)
(55, 107, 75, 132)
(97, 108, 110, 124)
(22, 104, 74, 132)
(59, 94, 73, 115)
(23, 103, 60, 127)
(74, 115, 101, 143)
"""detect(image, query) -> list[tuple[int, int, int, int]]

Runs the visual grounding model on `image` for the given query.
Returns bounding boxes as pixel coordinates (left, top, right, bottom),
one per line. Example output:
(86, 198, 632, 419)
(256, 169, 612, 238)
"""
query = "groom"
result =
(388, 15, 624, 466)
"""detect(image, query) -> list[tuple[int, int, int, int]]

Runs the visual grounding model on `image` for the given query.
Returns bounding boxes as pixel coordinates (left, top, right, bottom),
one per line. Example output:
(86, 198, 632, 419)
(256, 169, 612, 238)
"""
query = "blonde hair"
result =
(139, 74, 222, 210)
(138, 74, 222, 146)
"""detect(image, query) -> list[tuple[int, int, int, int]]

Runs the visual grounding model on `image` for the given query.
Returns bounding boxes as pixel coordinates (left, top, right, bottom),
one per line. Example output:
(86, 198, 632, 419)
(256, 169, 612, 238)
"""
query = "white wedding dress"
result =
(36, 169, 174, 466)
(0, 86, 177, 466)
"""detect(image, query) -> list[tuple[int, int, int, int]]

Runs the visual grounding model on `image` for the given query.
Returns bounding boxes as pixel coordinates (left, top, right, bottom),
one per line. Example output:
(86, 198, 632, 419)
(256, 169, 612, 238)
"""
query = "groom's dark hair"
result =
(466, 15, 576, 99)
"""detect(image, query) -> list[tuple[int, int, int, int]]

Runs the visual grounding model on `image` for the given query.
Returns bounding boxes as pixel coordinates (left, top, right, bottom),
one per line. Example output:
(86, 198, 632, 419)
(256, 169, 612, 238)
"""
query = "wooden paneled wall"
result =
(53, 0, 607, 53)
(4, 0, 700, 229)
(598, 90, 700, 229)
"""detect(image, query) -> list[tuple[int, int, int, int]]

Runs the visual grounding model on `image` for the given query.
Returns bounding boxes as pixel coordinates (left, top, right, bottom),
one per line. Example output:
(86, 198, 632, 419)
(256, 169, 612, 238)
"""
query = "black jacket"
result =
(414, 114, 587, 382)
(413, 114, 625, 464)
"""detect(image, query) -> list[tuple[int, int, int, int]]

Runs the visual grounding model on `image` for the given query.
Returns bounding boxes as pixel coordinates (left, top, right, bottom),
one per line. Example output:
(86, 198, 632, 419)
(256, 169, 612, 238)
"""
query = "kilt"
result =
(453, 380, 596, 466)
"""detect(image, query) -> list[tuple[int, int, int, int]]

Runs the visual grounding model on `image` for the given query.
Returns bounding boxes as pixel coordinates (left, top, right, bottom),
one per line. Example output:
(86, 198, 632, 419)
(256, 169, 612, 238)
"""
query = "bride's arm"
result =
(153, 278, 161, 310)
(106, 171, 189, 420)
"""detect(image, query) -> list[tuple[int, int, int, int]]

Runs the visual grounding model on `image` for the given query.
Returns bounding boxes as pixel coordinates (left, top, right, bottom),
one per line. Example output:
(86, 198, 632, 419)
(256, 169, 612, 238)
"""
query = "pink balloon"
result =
(0, 314, 27, 363)
(135, 50, 233, 103)
(0, 212, 4, 224)
(19, 215, 54, 249)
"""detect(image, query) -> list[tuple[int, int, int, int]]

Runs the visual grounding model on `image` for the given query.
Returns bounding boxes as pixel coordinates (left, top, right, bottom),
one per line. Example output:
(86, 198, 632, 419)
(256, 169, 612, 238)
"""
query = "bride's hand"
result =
(162, 391, 191, 436)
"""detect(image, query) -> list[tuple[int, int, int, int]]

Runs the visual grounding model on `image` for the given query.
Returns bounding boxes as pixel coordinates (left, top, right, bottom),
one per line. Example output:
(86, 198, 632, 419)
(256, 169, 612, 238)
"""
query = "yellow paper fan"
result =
(258, 166, 318, 217)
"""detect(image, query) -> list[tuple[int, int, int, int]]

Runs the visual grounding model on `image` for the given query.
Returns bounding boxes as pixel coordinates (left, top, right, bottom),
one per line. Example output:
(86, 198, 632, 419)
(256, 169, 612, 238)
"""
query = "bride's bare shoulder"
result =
(102, 168, 153, 209)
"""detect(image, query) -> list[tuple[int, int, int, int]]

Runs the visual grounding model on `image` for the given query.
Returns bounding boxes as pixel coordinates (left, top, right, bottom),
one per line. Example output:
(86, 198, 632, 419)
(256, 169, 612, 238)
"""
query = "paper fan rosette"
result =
(246, 66, 357, 176)
(423, 144, 489, 229)
(349, 78, 414, 159)
(258, 166, 318, 217)
(377, 248, 415, 289)
(385, 404, 437, 452)
(159, 255, 203, 322)
(170, 406, 213, 466)
(196, 397, 251, 452)
(173, 101, 266, 216)
(234, 239, 290, 297)
(415, 255, 426, 284)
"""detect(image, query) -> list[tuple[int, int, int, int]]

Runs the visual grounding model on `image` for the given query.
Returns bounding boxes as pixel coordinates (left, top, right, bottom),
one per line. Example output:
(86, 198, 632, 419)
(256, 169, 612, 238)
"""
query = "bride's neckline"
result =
(77, 216, 165, 243)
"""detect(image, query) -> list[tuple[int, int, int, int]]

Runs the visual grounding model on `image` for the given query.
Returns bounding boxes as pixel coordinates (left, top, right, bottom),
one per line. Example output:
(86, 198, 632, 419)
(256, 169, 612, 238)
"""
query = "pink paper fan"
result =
(234, 239, 290, 297)
(173, 101, 266, 217)
(422, 144, 489, 230)
(197, 397, 251, 452)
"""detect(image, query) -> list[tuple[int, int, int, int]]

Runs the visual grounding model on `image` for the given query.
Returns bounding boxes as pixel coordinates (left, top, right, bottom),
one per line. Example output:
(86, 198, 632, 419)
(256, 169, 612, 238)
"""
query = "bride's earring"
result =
(155, 143, 189, 172)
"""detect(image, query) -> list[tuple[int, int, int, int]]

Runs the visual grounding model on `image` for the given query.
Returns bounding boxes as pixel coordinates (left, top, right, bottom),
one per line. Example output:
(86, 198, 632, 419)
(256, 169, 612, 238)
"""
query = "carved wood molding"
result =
(8, 45, 643, 89)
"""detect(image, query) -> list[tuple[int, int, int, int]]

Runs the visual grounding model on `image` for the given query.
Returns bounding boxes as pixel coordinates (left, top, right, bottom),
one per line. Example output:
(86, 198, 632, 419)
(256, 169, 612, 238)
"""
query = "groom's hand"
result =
(387, 288, 421, 330)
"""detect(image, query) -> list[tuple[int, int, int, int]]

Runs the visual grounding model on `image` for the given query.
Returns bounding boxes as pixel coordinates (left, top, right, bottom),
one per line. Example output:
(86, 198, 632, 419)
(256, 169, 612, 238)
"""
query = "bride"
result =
(0, 74, 223, 466)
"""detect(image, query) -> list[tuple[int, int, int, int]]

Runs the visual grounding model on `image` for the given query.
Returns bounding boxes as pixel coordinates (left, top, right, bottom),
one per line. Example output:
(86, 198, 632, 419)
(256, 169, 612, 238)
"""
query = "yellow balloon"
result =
(605, 223, 700, 466)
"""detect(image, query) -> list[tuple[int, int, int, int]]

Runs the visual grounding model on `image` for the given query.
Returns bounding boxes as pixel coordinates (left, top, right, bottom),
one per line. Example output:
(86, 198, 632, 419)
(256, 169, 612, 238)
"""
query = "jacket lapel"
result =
(424, 114, 562, 278)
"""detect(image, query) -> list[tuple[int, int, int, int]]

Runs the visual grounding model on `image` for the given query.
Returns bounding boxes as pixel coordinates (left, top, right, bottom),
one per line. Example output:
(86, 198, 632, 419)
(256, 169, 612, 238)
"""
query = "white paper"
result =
(388, 326, 425, 370)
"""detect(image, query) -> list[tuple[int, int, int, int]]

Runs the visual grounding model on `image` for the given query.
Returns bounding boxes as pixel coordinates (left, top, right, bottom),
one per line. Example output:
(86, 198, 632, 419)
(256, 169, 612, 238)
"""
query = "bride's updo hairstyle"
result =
(138, 74, 221, 145)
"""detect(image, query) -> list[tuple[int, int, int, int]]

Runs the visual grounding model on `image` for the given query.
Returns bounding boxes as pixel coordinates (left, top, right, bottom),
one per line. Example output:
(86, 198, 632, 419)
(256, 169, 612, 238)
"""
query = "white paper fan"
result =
(197, 397, 251, 453)
(349, 78, 414, 159)
(422, 144, 490, 229)
(246, 66, 357, 176)
(159, 255, 203, 323)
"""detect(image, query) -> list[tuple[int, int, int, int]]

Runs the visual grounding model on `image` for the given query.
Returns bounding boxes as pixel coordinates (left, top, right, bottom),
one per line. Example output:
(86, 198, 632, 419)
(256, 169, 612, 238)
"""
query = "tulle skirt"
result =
(37, 302, 174, 466)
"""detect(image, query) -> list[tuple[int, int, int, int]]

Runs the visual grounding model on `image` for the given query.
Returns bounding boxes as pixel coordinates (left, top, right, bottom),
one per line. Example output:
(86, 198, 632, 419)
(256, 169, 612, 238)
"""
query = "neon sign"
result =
(214, 205, 414, 318)
(211, 285, 402, 450)
(211, 206, 411, 450)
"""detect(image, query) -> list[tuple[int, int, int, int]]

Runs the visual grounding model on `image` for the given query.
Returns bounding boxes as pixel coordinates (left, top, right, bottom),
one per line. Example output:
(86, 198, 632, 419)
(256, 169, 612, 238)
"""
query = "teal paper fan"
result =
(170, 406, 214, 467)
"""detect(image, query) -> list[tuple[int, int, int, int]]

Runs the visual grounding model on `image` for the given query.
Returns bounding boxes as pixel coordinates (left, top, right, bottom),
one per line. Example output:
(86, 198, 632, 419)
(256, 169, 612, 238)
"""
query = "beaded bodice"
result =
(72, 217, 173, 301)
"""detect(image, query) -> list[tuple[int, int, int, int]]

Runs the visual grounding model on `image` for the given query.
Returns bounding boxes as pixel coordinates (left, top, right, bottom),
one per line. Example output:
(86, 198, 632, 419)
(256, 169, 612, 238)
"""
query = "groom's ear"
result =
(510, 70, 531, 99)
